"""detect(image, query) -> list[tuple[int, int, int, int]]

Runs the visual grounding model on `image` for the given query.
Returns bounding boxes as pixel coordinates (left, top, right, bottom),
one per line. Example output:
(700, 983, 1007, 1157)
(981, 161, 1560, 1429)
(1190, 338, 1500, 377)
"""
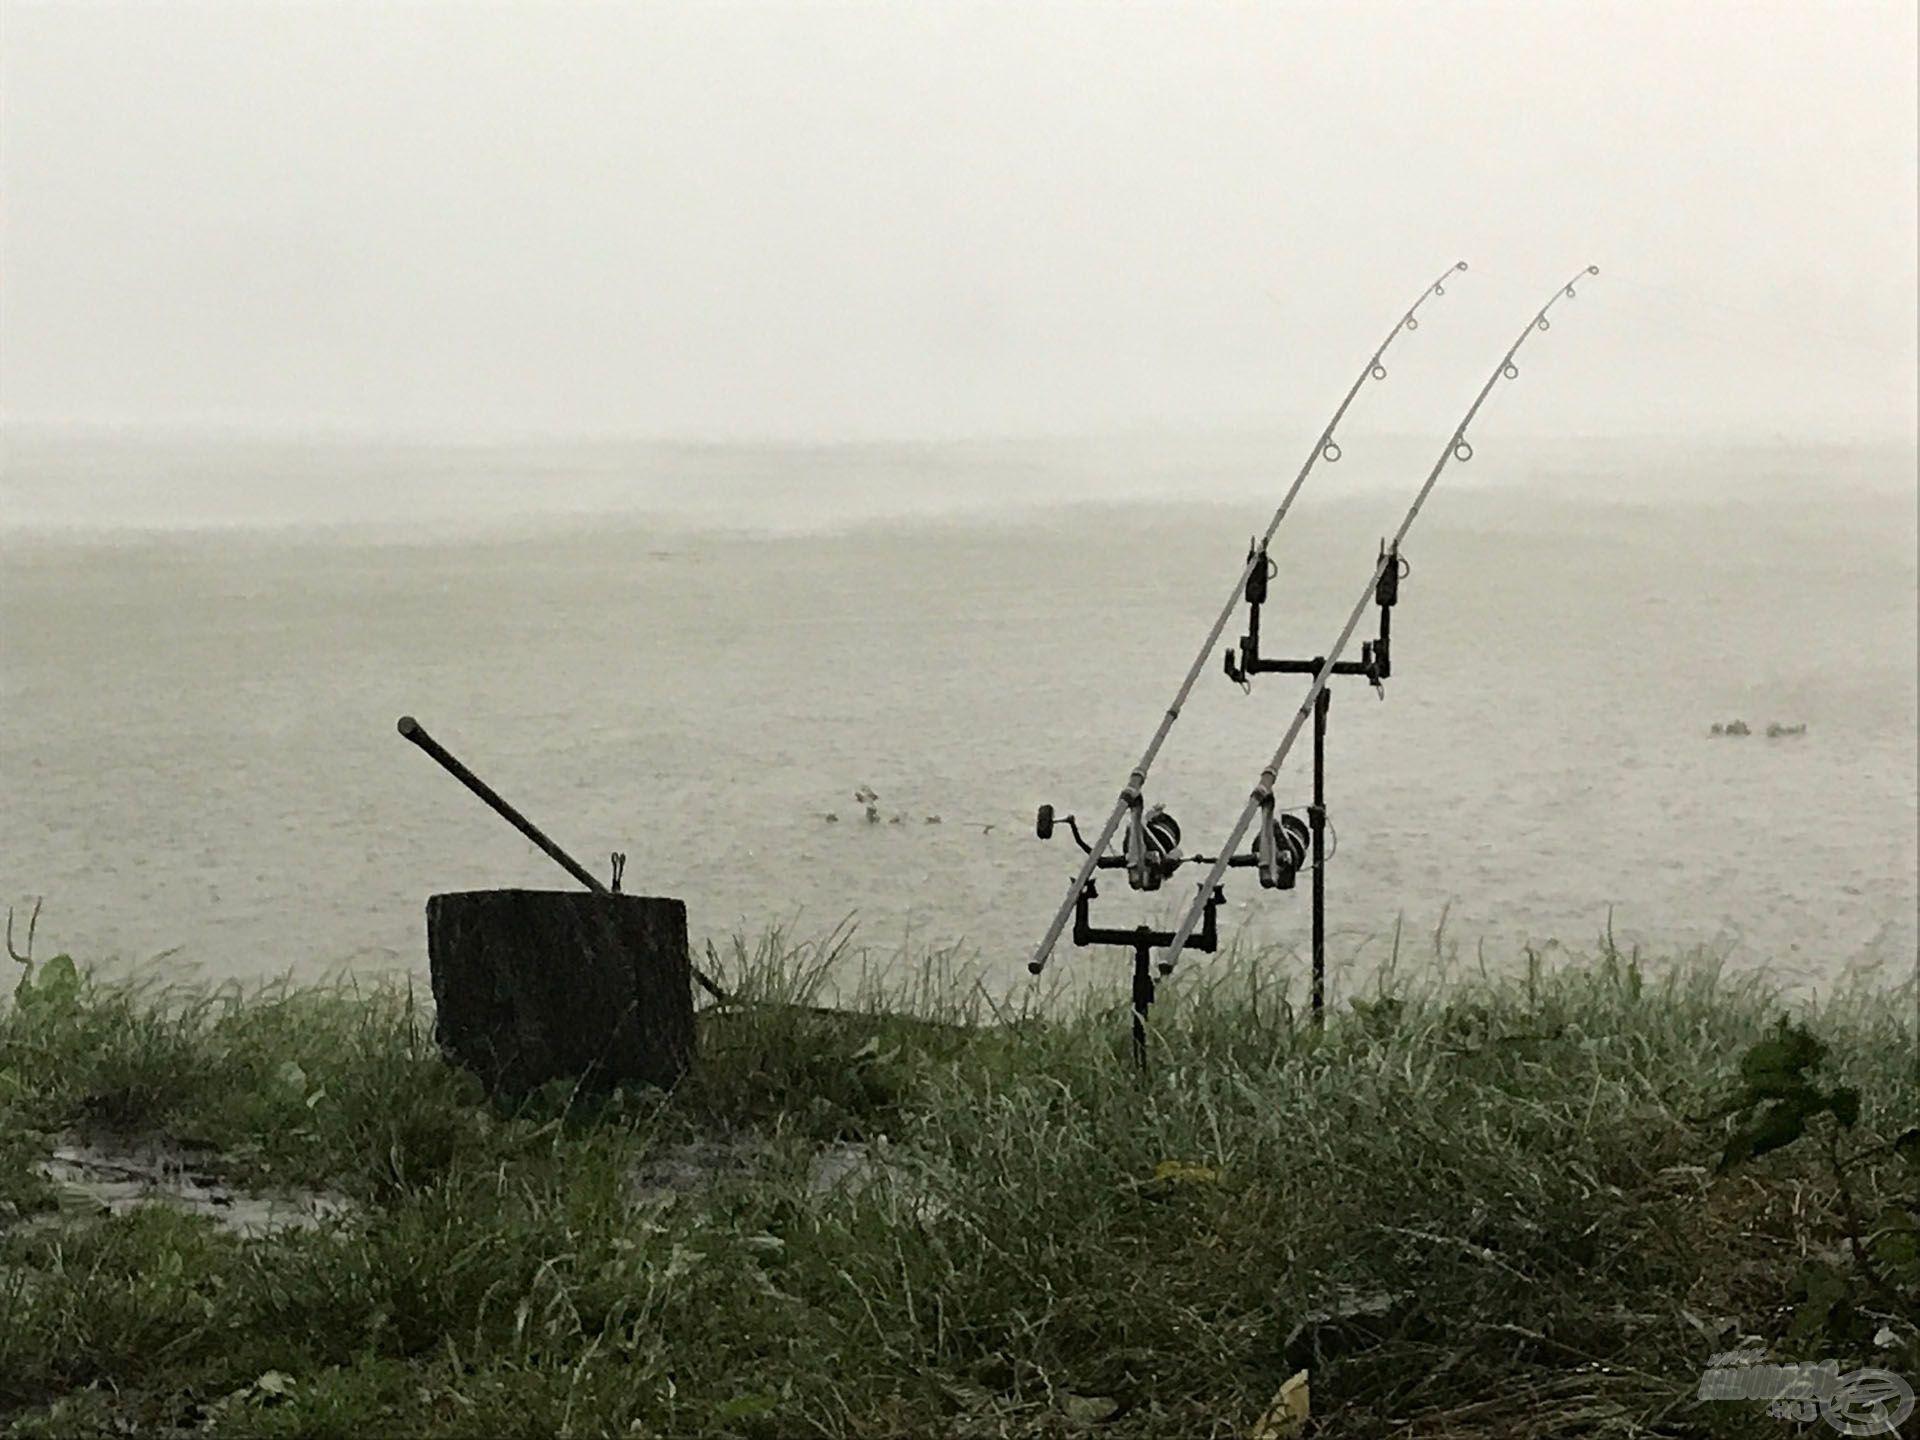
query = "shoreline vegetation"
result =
(1, 931, 1914, 1438)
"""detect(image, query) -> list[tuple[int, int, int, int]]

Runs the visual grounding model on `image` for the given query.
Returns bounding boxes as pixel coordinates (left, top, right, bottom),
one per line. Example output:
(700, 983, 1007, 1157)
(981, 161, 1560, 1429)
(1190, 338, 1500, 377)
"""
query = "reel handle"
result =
(1035, 804, 1095, 855)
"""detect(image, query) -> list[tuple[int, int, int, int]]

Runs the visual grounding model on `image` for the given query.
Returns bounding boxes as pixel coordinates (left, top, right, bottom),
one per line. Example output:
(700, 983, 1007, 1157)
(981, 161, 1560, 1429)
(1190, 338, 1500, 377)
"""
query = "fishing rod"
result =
(1027, 261, 1469, 978)
(1158, 264, 1601, 978)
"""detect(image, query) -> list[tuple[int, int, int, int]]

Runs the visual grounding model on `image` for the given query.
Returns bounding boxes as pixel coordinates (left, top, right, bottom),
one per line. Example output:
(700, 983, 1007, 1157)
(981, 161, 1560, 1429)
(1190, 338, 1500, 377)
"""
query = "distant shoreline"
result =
(4, 432, 1917, 545)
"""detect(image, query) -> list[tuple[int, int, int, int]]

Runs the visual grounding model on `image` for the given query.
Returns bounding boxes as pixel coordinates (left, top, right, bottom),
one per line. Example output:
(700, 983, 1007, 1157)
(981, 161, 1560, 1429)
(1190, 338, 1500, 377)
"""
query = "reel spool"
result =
(1036, 800, 1187, 891)
(1255, 806, 1313, 890)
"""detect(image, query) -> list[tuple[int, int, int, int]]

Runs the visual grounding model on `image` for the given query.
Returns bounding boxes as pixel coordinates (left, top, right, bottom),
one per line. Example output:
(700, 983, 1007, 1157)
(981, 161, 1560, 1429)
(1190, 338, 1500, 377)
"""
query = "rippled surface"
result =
(2, 436, 1913, 999)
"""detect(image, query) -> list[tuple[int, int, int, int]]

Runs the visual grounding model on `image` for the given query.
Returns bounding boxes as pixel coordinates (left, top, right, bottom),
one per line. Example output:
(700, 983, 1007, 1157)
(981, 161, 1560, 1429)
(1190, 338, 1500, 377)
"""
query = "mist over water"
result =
(4, 0, 1914, 1013)
(2, 433, 1912, 1001)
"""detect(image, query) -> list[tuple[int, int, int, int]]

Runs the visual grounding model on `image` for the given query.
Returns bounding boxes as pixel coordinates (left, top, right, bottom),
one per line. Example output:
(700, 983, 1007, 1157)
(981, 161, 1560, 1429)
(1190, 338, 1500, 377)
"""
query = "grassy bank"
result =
(1, 932, 1914, 1438)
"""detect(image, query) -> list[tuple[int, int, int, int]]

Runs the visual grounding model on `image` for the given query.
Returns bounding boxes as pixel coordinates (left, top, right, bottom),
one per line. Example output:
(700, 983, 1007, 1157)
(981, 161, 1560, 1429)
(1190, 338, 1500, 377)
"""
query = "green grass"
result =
(0, 929, 1914, 1438)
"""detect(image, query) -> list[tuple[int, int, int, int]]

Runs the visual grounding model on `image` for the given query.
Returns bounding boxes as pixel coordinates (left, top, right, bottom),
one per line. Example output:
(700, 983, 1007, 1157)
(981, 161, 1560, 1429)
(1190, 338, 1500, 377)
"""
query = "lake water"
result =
(2, 433, 1914, 1003)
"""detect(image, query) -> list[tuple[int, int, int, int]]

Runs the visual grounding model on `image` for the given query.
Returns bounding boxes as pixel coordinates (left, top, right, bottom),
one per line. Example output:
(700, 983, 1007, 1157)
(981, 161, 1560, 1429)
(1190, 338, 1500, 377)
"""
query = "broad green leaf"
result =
(1871, 1206, 1920, 1284)
(1825, 1085, 1860, 1128)
(1738, 1019, 1825, 1098)
(1719, 1099, 1812, 1173)
(714, 1393, 780, 1420)
(20, 954, 80, 1011)
(1893, 1128, 1919, 1168)
(1787, 1263, 1852, 1350)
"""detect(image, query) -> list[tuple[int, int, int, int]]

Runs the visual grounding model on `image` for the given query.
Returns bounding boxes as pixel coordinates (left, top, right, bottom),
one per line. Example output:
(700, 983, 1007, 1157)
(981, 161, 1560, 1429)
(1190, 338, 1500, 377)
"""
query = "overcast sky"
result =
(2, 1, 1915, 442)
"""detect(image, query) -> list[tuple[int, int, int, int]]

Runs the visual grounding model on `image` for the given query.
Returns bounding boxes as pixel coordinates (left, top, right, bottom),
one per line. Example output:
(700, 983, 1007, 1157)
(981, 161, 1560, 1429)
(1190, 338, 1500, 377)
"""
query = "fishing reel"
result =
(1248, 798, 1314, 891)
(1034, 797, 1227, 1068)
(1036, 794, 1317, 893)
(1223, 540, 1408, 695)
(1032, 791, 1314, 1068)
(1035, 796, 1188, 892)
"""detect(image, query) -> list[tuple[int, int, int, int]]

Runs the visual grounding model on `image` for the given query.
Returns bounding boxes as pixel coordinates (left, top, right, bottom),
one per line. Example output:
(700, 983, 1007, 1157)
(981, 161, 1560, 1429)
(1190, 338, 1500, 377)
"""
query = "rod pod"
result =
(1029, 262, 1469, 977)
(1161, 265, 1601, 976)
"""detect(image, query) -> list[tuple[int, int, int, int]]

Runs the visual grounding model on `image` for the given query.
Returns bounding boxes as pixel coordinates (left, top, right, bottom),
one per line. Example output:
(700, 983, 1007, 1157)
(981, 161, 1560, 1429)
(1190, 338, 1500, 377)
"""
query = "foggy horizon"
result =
(4, 2, 1917, 448)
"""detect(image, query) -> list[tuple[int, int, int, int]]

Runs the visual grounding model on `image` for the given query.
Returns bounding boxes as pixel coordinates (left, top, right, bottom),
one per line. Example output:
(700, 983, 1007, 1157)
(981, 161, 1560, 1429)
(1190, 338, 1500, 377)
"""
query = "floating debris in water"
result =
(1709, 720, 1751, 737)
(825, 792, 1001, 834)
(1765, 722, 1807, 738)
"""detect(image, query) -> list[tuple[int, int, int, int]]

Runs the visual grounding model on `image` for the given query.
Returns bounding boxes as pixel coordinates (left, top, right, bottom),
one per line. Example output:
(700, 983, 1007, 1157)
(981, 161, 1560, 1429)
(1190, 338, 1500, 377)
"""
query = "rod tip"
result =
(1454, 260, 1469, 271)
(1027, 960, 1045, 976)
(397, 715, 420, 738)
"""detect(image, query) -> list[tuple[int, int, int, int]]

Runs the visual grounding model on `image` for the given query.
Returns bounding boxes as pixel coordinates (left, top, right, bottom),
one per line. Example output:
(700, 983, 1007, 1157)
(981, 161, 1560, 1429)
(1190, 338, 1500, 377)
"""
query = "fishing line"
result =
(1027, 261, 1470, 977)
(1159, 265, 1601, 976)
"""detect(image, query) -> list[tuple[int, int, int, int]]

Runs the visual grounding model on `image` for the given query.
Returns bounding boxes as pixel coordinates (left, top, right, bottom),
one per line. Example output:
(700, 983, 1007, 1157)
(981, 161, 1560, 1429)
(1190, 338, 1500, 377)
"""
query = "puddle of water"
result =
(806, 1139, 951, 1223)
(627, 1137, 766, 1198)
(31, 1137, 352, 1237)
(629, 1135, 951, 1222)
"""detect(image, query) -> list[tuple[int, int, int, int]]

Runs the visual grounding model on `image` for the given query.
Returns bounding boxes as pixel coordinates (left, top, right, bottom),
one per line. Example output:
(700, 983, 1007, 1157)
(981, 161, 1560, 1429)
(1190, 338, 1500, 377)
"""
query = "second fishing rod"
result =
(1158, 264, 1602, 978)
(1027, 260, 1470, 979)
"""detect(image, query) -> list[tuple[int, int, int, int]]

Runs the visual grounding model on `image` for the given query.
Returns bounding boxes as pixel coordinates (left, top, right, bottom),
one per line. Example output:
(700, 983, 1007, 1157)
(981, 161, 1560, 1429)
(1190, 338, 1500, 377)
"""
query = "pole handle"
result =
(398, 716, 608, 894)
